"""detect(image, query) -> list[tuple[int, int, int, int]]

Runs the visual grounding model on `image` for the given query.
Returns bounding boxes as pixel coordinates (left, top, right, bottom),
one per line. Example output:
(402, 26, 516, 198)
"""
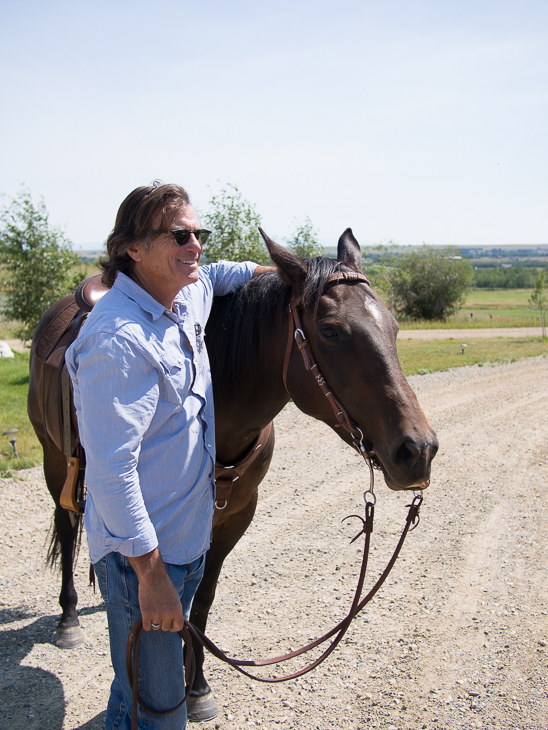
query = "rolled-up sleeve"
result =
(66, 333, 159, 559)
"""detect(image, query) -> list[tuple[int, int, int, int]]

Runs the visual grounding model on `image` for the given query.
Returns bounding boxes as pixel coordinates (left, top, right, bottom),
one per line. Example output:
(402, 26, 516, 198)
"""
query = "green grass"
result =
(396, 288, 543, 330)
(464, 288, 533, 307)
(0, 352, 42, 473)
(397, 337, 548, 376)
(398, 309, 542, 329)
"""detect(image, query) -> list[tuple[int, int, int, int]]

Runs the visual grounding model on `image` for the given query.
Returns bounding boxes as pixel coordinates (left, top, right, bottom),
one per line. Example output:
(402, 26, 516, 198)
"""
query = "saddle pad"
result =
(35, 297, 81, 362)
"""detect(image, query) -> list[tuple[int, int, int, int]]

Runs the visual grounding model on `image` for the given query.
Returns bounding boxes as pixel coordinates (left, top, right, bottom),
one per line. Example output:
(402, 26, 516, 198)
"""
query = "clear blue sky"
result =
(1, 0, 547, 249)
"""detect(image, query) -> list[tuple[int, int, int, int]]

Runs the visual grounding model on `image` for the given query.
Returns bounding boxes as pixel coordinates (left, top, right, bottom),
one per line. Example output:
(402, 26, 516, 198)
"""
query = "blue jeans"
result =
(94, 551, 205, 730)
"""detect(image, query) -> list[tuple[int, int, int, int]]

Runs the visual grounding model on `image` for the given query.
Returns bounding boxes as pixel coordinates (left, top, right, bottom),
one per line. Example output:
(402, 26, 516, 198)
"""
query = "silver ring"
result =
(151, 622, 161, 630)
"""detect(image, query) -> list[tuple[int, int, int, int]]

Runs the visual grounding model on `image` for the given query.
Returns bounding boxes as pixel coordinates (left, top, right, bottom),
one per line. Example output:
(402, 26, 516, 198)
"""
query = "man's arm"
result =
(203, 260, 272, 299)
(67, 333, 183, 631)
(67, 333, 159, 555)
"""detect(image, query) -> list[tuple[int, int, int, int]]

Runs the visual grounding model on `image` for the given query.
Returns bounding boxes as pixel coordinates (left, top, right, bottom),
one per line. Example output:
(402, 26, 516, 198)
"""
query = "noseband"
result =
(283, 270, 373, 459)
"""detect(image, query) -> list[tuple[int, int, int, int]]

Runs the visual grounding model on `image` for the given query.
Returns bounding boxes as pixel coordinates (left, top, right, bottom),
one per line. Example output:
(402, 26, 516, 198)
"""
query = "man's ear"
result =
(126, 242, 144, 263)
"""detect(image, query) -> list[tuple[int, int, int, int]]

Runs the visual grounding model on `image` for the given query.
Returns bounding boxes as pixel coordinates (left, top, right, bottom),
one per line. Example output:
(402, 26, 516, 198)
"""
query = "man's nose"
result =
(186, 234, 203, 249)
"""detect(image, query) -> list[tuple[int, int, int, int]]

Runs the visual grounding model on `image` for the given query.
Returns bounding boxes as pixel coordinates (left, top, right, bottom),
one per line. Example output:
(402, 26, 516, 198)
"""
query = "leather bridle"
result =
(283, 269, 374, 459)
(125, 270, 425, 728)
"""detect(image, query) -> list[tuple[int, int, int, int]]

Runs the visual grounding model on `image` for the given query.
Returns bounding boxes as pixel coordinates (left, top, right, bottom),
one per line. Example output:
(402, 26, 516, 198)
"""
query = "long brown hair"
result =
(100, 182, 190, 287)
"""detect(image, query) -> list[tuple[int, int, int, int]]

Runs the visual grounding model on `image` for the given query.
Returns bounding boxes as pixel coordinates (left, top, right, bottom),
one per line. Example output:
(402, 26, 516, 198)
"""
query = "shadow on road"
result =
(0, 604, 106, 730)
(75, 710, 108, 729)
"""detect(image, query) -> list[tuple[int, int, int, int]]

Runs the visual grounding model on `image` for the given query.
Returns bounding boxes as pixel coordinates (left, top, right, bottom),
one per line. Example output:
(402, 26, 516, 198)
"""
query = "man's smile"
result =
(177, 253, 200, 264)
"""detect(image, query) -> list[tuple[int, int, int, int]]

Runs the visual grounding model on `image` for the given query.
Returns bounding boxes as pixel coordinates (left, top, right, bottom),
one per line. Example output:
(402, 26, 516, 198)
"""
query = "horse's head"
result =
(260, 228, 438, 491)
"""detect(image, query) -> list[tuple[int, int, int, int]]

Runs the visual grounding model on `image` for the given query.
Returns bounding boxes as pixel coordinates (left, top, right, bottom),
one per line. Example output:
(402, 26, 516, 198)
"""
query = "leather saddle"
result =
(34, 275, 109, 515)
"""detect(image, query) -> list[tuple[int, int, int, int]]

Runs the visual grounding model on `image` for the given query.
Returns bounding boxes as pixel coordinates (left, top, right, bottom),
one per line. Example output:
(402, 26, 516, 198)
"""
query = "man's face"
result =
(127, 206, 203, 304)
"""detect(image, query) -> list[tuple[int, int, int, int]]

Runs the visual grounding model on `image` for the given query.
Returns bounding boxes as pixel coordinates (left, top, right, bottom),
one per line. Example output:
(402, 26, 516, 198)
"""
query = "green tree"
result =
(202, 184, 270, 265)
(361, 240, 399, 290)
(529, 269, 547, 338)
(388, 246, 473, 321)
(0, 189, 81, 340)
(287, 216, 323, 259)
(473, 265, 535, 289)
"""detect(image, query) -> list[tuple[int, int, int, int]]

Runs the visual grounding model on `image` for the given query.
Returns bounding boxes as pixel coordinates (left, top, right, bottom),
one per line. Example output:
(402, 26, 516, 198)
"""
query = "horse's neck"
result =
(209, 285, 290, 465)
(214, 381, 289, 464)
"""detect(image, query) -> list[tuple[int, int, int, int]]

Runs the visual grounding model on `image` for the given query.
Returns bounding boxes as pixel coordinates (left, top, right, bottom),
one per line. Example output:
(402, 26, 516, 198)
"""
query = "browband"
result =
(325, 271, 370, 287)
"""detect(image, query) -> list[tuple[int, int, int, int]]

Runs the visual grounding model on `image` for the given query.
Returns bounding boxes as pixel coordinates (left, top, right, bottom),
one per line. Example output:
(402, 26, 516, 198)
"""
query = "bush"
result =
(286, 217, 323, 259)
(203, 184, 270, 265)
(473, 266, 535, 288)
(361, 241, 399, 291)
(388, 246, 473, 321)
(530, 270, 547, 338)
(0, 189, 82, 340)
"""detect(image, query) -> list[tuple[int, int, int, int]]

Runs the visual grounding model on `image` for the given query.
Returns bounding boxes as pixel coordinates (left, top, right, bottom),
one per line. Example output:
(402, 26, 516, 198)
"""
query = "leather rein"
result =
(284, 270, 373, 450)
(126, 269, 425, 728)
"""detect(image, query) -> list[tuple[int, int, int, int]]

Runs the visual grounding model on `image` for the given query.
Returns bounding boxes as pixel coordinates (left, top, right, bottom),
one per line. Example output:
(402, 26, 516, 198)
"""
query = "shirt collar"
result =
(113, 272, 168, 321)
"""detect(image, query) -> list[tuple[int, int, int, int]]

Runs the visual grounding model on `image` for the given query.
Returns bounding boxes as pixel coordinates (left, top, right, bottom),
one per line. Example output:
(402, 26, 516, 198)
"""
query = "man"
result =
(66, 182, 271, 729)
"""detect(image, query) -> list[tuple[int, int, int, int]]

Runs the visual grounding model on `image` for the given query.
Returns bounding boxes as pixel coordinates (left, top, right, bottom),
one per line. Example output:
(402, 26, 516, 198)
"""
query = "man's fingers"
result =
(142, 618, 161, 631)
(142, 612, 184, 632)
(170, 614, 184, 632)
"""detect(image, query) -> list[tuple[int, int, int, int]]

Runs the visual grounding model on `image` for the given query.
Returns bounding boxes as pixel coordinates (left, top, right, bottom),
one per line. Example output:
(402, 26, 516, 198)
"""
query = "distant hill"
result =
(74, 248, 105, 263)
(355, 243, 548, 268)
(458, 244, 548, 264)
(75, 243, 548, 268)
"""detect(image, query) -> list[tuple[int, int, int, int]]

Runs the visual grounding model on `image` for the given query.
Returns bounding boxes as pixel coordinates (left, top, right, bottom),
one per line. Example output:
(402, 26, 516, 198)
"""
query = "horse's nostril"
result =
(393, 439, 421, 467)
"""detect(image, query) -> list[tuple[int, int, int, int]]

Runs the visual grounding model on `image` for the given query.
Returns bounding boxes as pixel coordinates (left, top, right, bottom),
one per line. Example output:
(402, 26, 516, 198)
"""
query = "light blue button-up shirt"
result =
(65, 262, 257, 565)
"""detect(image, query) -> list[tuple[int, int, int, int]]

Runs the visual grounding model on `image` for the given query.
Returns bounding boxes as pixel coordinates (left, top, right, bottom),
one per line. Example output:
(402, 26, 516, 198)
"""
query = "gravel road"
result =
(1, 356, 547, 730)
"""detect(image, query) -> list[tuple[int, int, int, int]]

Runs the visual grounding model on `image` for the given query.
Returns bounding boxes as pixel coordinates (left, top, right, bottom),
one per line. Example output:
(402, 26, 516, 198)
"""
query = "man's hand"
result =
(128, 548, 183, 632)
(253, 265, 276, 278)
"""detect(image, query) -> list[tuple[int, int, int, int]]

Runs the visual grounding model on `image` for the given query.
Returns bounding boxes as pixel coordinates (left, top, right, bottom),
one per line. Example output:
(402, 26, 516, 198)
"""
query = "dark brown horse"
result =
(27, 230, 438, 721)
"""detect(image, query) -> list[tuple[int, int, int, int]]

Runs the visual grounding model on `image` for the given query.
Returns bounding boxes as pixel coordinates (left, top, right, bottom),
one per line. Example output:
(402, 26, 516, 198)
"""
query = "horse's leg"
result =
(187, 490, 258, 722)
(43, 446, 85, 649)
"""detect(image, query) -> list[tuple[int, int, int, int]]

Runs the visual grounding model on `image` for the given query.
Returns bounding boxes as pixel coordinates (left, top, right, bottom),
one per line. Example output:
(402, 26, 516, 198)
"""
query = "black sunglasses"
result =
(151, 228, 211, 246)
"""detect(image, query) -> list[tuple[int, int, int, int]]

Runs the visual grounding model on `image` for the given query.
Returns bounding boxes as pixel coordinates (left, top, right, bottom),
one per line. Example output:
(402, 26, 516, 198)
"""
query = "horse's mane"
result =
(206, 256, 345, 398)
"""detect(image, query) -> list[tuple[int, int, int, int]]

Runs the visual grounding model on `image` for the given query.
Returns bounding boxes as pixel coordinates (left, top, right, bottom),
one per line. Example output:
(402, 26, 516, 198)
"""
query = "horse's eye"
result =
(320, 327, 337, 338)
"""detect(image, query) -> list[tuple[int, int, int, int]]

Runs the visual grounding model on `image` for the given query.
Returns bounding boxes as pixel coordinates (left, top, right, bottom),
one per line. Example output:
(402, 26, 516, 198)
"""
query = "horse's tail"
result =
(46, 469, 86, 569)
(46, 512, 84, 568)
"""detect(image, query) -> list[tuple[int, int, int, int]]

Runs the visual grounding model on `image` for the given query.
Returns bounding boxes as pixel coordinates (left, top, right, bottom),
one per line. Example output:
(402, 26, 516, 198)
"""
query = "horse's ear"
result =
(259, 228, 307, 289)
(337, 228, 362, 272)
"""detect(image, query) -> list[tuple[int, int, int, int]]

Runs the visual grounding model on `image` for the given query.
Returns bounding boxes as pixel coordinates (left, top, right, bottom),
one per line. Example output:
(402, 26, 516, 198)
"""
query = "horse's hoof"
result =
(53, 625, 85, 649)
(187, 691, 219, 722)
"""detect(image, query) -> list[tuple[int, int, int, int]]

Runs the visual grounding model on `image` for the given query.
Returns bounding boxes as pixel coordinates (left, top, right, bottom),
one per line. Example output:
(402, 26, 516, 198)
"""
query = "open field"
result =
(399, 328, 544, 340)
(398, 310, 542, 330)
(464, 289, 533, 307)
(396, 337, 547, 376)
(397, 289, 543, 330)
(1, 358, 547, 729)
(0, 352, 40, 472)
